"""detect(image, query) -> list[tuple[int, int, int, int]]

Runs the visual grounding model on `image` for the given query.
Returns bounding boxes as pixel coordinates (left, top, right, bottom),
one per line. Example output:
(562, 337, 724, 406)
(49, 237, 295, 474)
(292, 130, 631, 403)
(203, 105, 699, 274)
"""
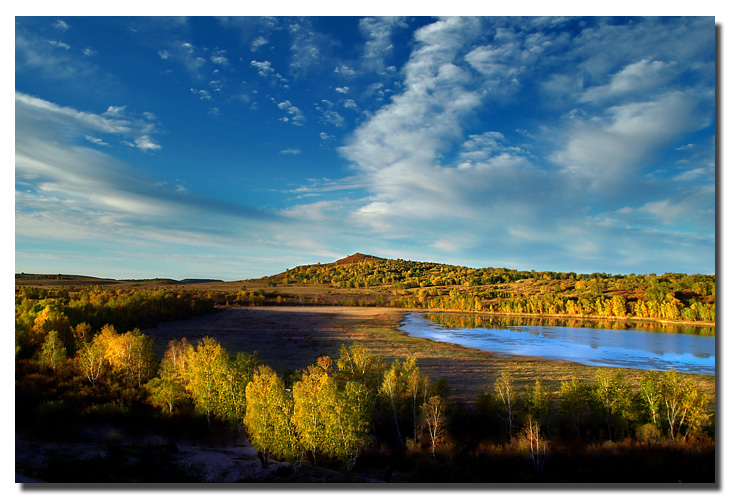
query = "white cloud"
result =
(251, 36, 268, 52)
(334, 65, 356, 76)
(53, 19, 70, 31)
(211, 49, 229, 66)
(555, 91, 711, 186)
(16, 93, 159, 149)
(48, 40, 70, 50)
(335, 86, 349, 94)
(277, 100, 305, 125)
(85, 135, 108, 146)
(280, 148, 302, 155)
(581, 59, 677, 103)
(321, 110, 344, 128)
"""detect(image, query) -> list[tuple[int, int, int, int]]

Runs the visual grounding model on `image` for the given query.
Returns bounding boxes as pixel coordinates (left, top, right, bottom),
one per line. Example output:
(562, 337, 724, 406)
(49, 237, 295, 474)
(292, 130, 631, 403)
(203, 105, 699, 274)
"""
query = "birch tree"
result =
(244, 365, 299, 466)
(422, 395, 446, 456)
(495, 370, 517, 440)
(40, 330, 67, 373)
(185, 337, 231, 425)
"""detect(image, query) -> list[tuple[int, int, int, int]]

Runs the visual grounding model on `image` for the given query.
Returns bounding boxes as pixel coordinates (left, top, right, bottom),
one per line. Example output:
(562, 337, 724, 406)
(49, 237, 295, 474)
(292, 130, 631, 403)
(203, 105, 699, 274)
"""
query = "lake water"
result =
(399, 313, 715, 375)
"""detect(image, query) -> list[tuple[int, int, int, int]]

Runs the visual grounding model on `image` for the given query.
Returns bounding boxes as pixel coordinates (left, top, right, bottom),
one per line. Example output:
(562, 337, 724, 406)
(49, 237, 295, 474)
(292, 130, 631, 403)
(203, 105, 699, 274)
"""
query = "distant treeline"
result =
(276, 258, 715, 323)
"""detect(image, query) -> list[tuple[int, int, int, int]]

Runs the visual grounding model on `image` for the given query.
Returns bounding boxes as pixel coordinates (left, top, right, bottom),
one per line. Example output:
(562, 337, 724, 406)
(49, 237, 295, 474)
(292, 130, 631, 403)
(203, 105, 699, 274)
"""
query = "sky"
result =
(13, 13, 717, 281)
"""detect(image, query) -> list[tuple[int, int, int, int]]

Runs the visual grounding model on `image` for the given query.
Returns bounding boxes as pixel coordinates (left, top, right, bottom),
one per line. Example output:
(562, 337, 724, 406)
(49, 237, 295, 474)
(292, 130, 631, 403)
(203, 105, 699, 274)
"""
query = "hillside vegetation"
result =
(265, 253, 715, 324)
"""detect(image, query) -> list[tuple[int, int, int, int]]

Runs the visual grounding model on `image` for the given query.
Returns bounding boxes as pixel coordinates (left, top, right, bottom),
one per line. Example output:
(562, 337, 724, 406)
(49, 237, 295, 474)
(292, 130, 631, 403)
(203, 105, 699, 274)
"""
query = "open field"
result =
(142, 306, 715, 405)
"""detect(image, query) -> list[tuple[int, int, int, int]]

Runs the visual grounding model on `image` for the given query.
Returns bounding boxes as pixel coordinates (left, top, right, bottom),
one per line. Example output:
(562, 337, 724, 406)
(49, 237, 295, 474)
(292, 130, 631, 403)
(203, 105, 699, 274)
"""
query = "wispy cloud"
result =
(358, 17, 406, 74)
(15, 93, 282, 251)
(280, 148, 302, 155)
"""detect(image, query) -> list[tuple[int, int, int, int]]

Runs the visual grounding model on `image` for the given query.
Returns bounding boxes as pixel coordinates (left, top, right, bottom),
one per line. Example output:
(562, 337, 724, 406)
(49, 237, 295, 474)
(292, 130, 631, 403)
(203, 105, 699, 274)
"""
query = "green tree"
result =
(523, 379, 551, 424)
(380, 360, 406, 443)
(402, 355, 428, 443)
(185, 337, 231, 424)
(638, 372, 662, 427)
(40, 330, 67, 373)
(244, 365, 299, 467)
(292, 357, 337, 464)
(336, 342, 385, 394)
(329, 380, 373, 468)
(558, 377, 593, 436)
(223, 351, 259, 426)
(593, 370, 635, 440)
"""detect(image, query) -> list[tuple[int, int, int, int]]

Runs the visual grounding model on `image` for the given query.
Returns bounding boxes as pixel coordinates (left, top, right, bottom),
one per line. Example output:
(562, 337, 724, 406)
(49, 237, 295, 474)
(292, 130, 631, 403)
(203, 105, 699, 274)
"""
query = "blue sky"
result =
(14, 14, 716, 280)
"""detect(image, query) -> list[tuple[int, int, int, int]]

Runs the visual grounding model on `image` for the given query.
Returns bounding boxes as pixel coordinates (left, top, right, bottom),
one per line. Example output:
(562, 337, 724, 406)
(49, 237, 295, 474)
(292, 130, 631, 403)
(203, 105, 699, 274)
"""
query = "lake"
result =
(399, 313, 715, 375)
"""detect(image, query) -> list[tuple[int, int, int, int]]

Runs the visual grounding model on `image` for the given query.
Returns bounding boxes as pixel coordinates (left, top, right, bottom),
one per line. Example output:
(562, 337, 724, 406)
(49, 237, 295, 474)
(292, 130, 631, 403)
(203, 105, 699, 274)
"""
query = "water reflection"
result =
(400, 313, 715, 375)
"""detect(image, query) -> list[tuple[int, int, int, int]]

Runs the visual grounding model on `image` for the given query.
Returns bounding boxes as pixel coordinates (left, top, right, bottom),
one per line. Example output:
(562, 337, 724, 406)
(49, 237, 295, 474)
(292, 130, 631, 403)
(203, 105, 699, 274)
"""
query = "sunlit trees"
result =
(76, 336, 106, 385)
(292, 356, 374, 467)
(335, 342, 385, 394)
(101, 327, 156, 386)
(292, 357, 338, 464)
(244, 365, 299, 467)
(184, 337, 231, 425)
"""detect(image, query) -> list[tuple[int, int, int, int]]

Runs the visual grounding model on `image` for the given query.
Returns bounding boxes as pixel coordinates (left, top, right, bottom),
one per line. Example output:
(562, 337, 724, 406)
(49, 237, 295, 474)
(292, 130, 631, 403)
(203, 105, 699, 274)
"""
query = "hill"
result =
(14, 253, 715, 324)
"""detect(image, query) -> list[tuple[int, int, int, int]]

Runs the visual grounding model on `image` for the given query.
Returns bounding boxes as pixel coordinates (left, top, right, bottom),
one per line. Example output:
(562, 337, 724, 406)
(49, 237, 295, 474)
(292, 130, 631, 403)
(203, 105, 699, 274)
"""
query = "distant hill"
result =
(332, 253, 384, 266)
(15, 273, 222, 287)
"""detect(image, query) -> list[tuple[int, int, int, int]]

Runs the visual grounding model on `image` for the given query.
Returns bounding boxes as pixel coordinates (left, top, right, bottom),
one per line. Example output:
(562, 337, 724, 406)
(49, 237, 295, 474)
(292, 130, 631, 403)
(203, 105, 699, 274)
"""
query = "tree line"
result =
(275, 258, 715, 323)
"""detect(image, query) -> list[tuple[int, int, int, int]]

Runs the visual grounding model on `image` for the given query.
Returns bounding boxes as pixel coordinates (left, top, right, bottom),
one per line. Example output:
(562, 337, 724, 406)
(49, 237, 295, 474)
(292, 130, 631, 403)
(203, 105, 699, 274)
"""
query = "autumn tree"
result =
(336, 342, 385, 394)
(421, 395, 446, 456)
(660, 370, 711, 441)
(184, 337, 231, 425)
(292, 356, 337, 464)
(244, 365, 299, 467)
(76, 336, 106, 385)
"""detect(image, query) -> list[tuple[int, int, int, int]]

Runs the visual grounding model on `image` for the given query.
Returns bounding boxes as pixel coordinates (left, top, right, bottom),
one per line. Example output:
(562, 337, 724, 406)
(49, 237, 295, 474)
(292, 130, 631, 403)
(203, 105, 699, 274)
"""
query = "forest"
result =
(15, 266, 715, 482)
